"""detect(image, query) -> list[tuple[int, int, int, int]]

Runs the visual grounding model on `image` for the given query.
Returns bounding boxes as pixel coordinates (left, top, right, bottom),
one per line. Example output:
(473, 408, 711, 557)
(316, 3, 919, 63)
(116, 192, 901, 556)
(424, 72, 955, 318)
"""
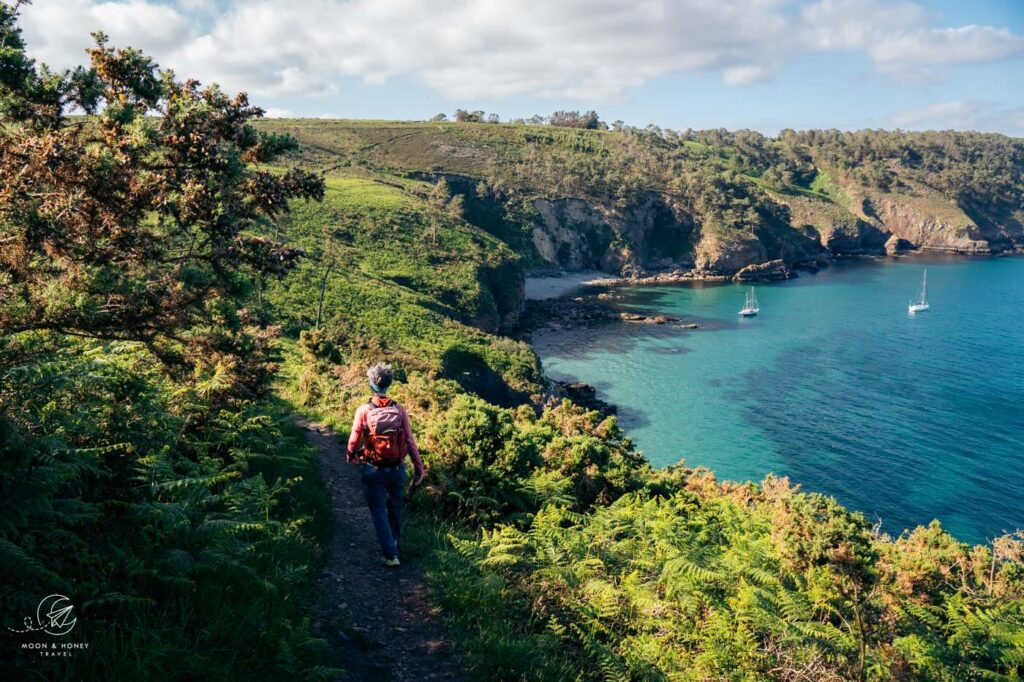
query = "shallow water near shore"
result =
(531, 255, 1024, 545)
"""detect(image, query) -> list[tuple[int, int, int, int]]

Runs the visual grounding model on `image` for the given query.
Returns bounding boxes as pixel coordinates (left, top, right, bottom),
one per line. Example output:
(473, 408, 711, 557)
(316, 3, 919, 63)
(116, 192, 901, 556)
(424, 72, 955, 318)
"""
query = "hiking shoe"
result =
(382, 556, 401, 567)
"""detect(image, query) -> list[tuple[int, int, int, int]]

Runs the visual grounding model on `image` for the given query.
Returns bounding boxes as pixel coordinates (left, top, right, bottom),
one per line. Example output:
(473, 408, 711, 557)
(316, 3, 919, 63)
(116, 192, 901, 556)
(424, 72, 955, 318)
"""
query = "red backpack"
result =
(363, 399, 406, 465)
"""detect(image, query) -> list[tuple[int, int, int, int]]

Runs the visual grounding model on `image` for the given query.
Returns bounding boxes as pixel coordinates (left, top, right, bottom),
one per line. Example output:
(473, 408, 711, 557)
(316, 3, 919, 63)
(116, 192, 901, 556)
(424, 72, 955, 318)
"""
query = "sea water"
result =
(531, 255, 1024, 545)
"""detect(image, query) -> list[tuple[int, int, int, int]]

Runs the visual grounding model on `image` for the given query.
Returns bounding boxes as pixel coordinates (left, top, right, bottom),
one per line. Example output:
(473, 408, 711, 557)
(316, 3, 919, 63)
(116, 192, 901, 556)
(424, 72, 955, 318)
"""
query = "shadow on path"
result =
(300, 419, 468, 681)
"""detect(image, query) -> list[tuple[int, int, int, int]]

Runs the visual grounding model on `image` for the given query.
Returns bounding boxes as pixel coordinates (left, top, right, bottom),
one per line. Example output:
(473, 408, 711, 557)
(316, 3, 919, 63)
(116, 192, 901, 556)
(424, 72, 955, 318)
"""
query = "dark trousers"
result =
(360, 462, 405, 559)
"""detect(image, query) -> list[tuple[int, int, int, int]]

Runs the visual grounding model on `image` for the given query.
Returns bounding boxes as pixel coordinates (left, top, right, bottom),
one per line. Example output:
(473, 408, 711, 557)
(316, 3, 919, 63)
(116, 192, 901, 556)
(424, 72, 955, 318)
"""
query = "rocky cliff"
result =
(530, 194, 698, 276)
(527, 181, 1021, 280)
(527, 192, 832, 278)
(775, 173, 1024, 258)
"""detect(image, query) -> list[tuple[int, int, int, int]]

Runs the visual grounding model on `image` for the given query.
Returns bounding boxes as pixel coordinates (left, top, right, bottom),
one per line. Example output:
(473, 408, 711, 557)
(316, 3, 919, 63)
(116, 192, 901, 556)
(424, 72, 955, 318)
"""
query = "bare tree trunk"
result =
(315, 262, 334, 330)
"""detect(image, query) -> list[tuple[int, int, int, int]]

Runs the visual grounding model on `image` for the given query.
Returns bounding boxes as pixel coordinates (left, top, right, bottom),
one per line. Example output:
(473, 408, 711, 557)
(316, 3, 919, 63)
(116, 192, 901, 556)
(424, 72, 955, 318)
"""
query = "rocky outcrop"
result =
(692, 234, 767, 275)
(884, 235, 913, 255)
(589, 270, 728, 287)
(732, 259, 791, 282)
(867, 193, 991, 253)
(775, 192, 888, 255)
(519, 296, 697, 333)
(531, 194, 696, 274)
(774, 178, 1023, 256)
(550, 381, 617, 417)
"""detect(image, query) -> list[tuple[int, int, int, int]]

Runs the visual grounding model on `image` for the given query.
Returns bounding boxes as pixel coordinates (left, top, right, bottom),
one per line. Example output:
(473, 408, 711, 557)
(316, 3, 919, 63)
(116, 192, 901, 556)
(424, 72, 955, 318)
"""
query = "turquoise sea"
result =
(531, 255, 1024, 545)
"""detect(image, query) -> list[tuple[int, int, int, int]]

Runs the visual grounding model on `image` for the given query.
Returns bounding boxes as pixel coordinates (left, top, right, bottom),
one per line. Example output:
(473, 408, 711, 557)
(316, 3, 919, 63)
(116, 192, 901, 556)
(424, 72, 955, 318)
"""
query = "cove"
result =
(531, 255, 1024, 545)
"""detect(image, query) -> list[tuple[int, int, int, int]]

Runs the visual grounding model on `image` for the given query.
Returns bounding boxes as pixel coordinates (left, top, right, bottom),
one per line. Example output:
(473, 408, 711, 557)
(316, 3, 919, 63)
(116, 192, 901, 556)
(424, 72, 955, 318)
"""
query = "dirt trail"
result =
(300, 419, 467, 681)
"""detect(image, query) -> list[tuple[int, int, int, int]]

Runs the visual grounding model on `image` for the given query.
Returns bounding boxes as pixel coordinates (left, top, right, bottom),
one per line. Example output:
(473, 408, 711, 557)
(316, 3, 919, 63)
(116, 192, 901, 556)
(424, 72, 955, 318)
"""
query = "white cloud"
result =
(19, 0, 193, 68)
(800, 0, 928, 51)
(871, 26, 1024, 66)
(891, 100, 1024, 135)
(870, 26, 1024, 83)
(175, 0, 216, 13)
(722, 65, 778, 86)
(16, 0, 1024, 101)
(801, 1, 1024, 84)
(891, 100, 979, 127)
(262, 107, 296, 118)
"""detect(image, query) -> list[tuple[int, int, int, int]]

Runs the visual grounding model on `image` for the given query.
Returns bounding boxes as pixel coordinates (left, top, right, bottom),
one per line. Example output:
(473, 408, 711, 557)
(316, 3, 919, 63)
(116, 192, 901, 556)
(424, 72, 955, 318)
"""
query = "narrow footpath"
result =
(300, 419, 468, 681)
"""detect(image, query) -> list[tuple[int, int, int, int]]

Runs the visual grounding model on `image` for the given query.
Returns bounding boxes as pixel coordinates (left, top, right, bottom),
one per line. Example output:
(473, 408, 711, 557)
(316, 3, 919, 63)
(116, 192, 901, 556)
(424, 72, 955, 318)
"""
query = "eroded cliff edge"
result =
(527, 182, 1021, 281)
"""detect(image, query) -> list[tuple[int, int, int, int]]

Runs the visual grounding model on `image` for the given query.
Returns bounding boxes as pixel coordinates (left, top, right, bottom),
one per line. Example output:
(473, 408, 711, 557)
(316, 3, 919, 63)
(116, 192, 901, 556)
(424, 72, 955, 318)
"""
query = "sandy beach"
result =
(524, 271, 617, 300)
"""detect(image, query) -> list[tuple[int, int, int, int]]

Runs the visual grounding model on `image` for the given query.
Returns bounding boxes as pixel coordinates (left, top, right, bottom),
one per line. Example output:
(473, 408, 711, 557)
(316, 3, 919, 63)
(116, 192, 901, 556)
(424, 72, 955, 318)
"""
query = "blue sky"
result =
(18, 0, 1024, 135)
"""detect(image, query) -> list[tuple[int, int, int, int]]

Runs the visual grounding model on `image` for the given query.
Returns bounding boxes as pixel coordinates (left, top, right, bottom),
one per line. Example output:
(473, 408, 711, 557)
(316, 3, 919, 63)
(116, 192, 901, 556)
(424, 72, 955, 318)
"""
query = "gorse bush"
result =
(422, 394, 648, 524)
(1, 6, 335, 680)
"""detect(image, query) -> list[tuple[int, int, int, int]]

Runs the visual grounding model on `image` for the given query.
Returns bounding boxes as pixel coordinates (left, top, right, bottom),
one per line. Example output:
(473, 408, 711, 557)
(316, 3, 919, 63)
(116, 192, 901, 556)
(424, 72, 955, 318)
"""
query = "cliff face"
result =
(528, 193, 832, 277)
(521, 153, 1022, 276)
(530, 194, 697, 275)
(531, 198, 615, 271)
(792, 174, 1024, 256)
(527, 184, 1021, 278)
(775, 193, 888, 255)
(868, 194, 987, 252)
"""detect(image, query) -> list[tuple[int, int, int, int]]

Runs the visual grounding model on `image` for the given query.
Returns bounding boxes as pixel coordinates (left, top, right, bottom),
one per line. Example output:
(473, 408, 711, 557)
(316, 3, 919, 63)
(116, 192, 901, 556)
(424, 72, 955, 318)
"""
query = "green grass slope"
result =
(265, 173, 542, 408)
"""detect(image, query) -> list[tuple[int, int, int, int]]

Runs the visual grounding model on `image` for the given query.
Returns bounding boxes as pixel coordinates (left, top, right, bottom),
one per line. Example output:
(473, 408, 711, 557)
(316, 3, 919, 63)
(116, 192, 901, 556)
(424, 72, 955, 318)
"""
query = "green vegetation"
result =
(2, 336, 336, 680)
(1, 9, 335, 679)
(264, 174, 542, 407)
(3, 7, 1023, 680)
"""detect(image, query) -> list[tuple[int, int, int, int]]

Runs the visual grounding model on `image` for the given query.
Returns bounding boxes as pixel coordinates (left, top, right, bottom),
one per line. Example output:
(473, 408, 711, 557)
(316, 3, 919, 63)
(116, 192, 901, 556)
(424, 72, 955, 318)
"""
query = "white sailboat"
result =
(908, 269, 930, 314)
(738, 287, 760, 317)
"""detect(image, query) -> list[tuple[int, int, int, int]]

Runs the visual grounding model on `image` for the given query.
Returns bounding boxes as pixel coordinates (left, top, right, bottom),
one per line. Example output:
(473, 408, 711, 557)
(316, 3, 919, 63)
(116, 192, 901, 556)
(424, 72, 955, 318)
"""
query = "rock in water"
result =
(732, 259, 791, 282)
(553, 381, 617, 416)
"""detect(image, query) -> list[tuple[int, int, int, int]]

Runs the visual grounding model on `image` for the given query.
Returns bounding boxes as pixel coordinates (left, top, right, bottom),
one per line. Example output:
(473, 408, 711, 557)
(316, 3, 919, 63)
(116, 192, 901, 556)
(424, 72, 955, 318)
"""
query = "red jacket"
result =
(346, 395, 424, 475)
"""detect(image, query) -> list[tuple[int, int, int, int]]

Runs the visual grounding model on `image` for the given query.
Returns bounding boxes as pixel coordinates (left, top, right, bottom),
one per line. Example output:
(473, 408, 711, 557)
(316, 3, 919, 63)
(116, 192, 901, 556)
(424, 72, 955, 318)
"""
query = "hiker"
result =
(346, 363, 425, 567)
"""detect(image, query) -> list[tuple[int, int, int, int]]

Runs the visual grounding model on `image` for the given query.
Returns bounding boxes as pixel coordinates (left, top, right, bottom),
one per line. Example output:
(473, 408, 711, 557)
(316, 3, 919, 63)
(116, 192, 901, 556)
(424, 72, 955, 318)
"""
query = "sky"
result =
(16, 0, 1024, 135)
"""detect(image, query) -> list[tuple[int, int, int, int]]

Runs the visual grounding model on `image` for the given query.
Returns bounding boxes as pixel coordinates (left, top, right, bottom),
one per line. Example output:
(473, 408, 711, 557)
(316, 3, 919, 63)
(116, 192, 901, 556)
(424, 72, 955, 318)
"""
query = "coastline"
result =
(525, 254, 1024, 544)
(526, 249, 1024, 301)
(522, 250, 1024, 430)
